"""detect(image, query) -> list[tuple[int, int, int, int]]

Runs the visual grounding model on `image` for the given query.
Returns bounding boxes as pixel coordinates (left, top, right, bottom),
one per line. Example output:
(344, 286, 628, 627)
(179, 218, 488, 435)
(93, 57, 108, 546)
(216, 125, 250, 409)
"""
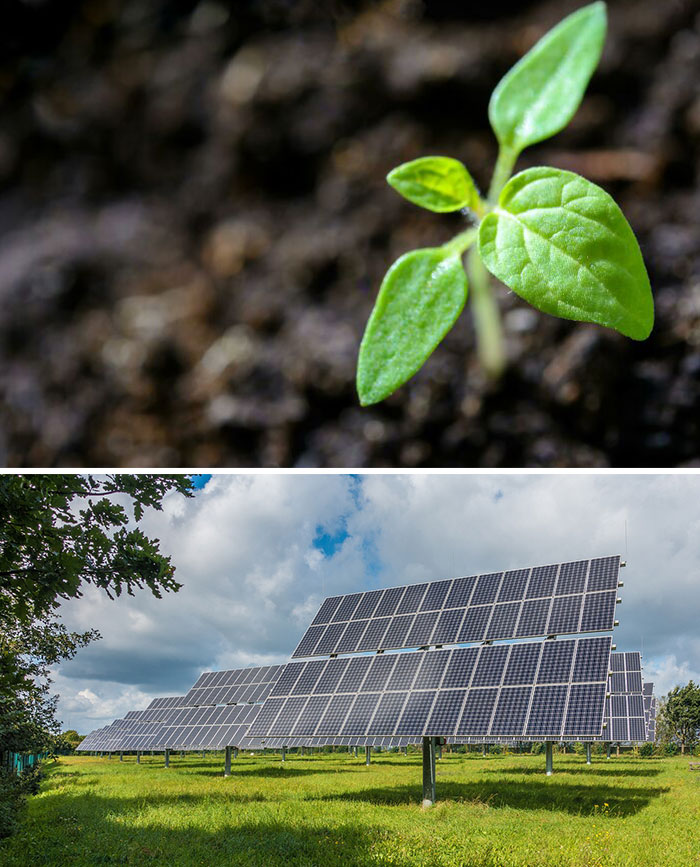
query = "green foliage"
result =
(488, 3, 607, 154)
(357, 2, 655, 405)
(0, 765, 45, 840)
(0, 474, 194, 623)
(0, 475, 193, 768)
(659, 682, 700, 751)
(357, 247, 468, 406)
(386, 157, 482, 213)
(479, 167, 653, 339)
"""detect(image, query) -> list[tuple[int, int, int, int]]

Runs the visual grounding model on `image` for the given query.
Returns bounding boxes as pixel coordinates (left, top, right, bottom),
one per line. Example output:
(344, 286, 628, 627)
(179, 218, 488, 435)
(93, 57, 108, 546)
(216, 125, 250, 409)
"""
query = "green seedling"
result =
(356, 2, 653, 407)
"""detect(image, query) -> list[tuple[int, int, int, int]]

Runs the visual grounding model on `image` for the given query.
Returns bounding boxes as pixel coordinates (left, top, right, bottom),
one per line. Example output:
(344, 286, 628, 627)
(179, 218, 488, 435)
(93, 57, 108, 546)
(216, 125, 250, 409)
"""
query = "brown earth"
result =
(1, 0, 699, 467)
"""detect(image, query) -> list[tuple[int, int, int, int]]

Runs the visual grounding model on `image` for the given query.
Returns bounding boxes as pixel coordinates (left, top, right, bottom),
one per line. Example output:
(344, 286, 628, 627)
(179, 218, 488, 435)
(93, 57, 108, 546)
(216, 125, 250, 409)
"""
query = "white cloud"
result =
(53, 473, 700, 733)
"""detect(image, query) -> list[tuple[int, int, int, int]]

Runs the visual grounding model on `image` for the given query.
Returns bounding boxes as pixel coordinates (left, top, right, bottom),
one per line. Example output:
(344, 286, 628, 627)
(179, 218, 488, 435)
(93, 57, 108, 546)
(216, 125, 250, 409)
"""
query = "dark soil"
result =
(1, 0, 699, 467)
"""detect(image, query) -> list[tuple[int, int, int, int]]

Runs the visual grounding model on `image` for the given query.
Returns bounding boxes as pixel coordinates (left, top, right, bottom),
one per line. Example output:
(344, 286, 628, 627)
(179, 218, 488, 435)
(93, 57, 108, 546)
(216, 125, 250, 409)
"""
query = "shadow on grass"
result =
(187, 764, 361, 779)
(6, 788, 385, 867)
(484, 764, 663, 778)
(318, 777, 669, 815)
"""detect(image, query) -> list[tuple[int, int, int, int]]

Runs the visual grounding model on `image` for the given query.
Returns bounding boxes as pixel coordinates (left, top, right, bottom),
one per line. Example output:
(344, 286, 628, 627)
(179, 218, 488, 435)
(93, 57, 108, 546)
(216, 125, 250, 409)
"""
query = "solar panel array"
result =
(592, 652, 645, 742)
(643, 682, 657, 741)
(153, 703, 262, 749)
(183, 665, 285, 707)
(146, 696, 189, 710)
(293, 557, 620, 658)
(77, 665, 282, 752)
(79, 555, 625, 757)
(244, 636, 611, 743)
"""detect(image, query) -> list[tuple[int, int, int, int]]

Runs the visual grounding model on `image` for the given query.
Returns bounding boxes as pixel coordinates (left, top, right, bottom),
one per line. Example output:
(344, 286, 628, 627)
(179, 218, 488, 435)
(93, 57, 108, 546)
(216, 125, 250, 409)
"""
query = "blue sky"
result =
(52, 474, 700, 732)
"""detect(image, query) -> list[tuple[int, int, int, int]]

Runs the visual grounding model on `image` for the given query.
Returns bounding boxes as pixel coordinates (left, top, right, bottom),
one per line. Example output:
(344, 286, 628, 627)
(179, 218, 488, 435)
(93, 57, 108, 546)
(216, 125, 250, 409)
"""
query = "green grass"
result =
(2, 751, 699, 866)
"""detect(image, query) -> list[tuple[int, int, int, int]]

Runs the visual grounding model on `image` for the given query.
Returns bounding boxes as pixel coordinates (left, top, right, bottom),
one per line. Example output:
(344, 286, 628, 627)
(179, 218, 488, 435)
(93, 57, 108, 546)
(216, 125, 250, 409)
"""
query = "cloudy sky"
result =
(53, 473, 700, 734)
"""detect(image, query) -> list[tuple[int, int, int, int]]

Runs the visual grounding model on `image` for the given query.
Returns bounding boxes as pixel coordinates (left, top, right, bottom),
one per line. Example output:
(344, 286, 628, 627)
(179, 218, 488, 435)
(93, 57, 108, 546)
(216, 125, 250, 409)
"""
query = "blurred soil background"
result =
(1, 0, 699, 467)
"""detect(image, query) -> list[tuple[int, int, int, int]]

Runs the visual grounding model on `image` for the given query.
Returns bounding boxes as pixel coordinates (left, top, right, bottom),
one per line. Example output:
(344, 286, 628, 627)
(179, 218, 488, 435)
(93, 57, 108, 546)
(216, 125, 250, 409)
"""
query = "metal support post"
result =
(606, 743, 611, 759)
(181, 751, 184, 758)
(136, 751, 141, 764)
(224, 746, 231, 777)
(119, 752, 123, 762)
(404, 746, 408, 756)
(616, 743, 620, 756)
(300, 746, 304, 756)
(202, 751, 205, 759)
(281, 746, 286, 762)
(164, 749, 170, 768)
(365, 746, 371, 765)
(234, 748, 238, 759)
(482, 743, 487, 756)
(585, 743, 592, 765)
(422, 737, 436, 807)
(545, 742, 553, 776)
(108, 752, 111, 759)
(437, 743, 442, 760)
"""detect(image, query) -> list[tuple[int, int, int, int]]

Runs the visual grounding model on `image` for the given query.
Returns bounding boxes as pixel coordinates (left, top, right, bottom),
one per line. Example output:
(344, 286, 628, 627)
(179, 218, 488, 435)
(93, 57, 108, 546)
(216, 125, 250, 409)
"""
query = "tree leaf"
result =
(489, 2, 607, 154)
(387, 156, 481, 213)
(357, 247, 468, 405)
(478, 166, 653, 339)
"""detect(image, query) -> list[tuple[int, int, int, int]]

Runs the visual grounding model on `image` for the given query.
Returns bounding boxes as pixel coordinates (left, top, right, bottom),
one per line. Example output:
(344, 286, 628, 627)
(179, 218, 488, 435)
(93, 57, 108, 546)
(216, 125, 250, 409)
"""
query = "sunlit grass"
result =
(1, 751, 699, 866)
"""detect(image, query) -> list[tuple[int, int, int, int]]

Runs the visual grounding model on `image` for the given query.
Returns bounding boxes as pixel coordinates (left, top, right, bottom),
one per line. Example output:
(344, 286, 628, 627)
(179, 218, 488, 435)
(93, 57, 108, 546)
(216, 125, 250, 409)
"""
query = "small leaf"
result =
(357, 247, 468, 405)
(387, 156, 481, 213)
(489, 2, 607, 154)
(478, 166, 653, 339)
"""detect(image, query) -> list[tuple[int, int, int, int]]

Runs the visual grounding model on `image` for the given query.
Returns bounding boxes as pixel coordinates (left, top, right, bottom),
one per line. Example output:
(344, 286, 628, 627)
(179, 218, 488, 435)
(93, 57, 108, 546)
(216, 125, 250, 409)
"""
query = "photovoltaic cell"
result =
(406, 611, 439, 646)
(537, 642, 575, 684)
(497, 569, 529, 602)
(396, 691, 436, 734)
(444, 575, 476, 608)
(456, 605, 491, 642)
(491, 686, 531, 734)
(367, 693, 407, 734)
(357, 618, 391, 652)
(471, 573, 502, 605)
(361, 654, 397, 691)
(471, 644, 509, 687)
(396, 583, 428, 614)
(420, 580, 451, 611)
(555, 560, 588, 595)
(503, 643, 540, 686)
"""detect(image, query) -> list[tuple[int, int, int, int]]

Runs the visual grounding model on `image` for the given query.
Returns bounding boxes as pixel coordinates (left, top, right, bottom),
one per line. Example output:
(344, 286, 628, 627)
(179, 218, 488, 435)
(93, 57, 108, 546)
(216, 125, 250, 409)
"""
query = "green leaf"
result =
(387, 156, 481, 213)
(489, 2, 607, 154)
(357, 247, 468, 405)
(478, 166, 653, 340)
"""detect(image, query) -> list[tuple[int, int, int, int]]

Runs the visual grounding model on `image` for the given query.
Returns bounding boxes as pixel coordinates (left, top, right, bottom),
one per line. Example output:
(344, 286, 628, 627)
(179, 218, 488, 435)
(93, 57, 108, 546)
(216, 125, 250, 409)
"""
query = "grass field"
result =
(1, 751, 699, 866)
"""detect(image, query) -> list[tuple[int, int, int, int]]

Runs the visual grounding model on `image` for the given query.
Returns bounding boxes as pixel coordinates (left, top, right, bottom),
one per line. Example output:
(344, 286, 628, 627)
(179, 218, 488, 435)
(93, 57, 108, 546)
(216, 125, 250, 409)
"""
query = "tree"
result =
(1, 474, 194, 757)
(658, 682, 700, 754)
(0, 474, 193, 624)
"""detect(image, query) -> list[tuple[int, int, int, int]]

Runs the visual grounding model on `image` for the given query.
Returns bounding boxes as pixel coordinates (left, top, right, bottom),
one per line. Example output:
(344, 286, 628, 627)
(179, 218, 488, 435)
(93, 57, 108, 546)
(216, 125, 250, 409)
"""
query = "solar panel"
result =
(292, 556, 621, 658)
(644, 686, 657, 742)
(591, 652, 646, 743)
(245, 636, 612, 743)
(183, 665, 285, 707)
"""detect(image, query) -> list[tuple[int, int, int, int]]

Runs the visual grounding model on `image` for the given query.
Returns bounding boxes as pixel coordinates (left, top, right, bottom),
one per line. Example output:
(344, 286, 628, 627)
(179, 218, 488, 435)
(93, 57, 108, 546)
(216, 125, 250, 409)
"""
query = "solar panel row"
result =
(294, 557, 620, 658)
(184, 665, 285, 707)
(246, 637, 611, 741)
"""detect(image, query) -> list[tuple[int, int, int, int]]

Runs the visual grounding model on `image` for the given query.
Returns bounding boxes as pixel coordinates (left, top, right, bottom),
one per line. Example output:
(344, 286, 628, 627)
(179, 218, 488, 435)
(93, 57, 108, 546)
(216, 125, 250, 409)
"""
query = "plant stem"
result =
(442, 228, 478, 258)
(467, 246, 505, 379)
(487, 146, 518, 202)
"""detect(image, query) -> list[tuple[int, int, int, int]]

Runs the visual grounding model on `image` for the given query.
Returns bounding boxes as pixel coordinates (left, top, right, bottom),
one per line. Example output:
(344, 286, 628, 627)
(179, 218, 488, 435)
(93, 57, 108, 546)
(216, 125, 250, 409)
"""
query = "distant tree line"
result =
(0, 474, 192, 836)
(656, 681, 700, 755)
